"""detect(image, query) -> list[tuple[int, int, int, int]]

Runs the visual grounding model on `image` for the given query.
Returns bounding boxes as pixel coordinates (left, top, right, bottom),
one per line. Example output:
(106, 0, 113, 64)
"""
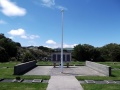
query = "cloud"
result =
(8, 28, 40, 40)
(0, 20, 7, 24)
(45, 43, 77, 48)
(45, 39, 77, 48)
(56, 6, 68, 11)
(0, 0, 26, 16)
(46, 39, 56, 44)
(63, 44, 77, 48)
(41, 0, 55, 7)
(40, 0, 67, 10)
(8, 28, 25, 36)
(29, 35, 40, 39)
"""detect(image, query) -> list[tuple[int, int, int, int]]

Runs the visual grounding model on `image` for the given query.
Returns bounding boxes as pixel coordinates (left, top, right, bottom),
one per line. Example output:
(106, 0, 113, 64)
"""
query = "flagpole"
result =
(61, 9, 64, 73)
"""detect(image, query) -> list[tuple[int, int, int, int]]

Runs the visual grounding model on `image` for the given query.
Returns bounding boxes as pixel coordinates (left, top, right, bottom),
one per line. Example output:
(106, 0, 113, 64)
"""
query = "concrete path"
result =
(47, 76, 83, 90)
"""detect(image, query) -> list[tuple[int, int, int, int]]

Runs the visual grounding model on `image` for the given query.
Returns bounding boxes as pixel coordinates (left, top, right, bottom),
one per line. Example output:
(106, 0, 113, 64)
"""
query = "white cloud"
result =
(45, 43, 77, 48)
(63, 44, 77, 48)
(40, 0, 67, 10)
(41, 0, 55, 7)
(29, 35, 40, 39)
(56, 6, 68, 10)
(8, 28, 25, 36)
(46, 39, 56, 44)
(0, 0, 26, 16)
(45, 39, 77, 48)
(8, 28, 40, 40)
(0, 20, 7, 24)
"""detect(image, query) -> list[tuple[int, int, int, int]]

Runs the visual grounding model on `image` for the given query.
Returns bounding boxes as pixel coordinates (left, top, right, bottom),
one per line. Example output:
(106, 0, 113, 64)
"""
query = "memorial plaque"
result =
(63, 54, 65, 61)
(57, 54, 61, 61)
(53, 54, 56, 61)
(85, 80, 95, 84)
(95, 81, 107, 84)
(104, 80, 116, 84)
(1, 79, 13, 82)
(42, 80, 49, 83)
(67, 54, 70, 62)
(115, 81, 120, 84)
(22, 80, 32, 83)
(32, 79, 42, 83)
(51, 53, 71, 62)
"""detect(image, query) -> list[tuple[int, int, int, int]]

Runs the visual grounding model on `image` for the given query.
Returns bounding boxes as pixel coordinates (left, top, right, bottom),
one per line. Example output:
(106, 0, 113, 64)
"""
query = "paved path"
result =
(47, 76, 83, 90)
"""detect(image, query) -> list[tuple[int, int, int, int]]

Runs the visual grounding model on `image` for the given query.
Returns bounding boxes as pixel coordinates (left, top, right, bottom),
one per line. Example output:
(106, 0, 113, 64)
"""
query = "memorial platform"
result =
(24, 66, 105, 76)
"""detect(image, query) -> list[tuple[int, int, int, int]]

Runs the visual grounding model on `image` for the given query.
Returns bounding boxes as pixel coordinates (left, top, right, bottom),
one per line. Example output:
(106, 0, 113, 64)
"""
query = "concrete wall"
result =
(14, 61, 37, 75)
(86, 61, 111, 76)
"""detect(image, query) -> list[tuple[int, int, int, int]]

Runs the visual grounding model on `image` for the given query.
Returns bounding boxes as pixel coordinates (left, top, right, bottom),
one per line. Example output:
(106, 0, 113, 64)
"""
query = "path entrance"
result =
(47, 76, 83, 90)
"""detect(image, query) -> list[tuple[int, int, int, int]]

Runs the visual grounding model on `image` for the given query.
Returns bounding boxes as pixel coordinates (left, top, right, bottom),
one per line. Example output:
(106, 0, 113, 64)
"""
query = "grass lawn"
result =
(0, 67, 50, 79)
(0, 61, 120, 90)
(76, 62, 120, 90)
(82, 84, 120, 90)
(37, 61, 53, 66)
(0, 61, 49, 90)
(0, 62, 50, 79)
(0, 83, 47, 90)
(76, 70, 120, 80)
(99, 62, 120, 68)
(0, 62, 20, 68)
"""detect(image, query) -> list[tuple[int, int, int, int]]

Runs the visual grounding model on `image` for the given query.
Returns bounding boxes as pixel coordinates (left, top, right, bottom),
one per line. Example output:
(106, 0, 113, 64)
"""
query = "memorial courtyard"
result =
(0, 61, 120, 90)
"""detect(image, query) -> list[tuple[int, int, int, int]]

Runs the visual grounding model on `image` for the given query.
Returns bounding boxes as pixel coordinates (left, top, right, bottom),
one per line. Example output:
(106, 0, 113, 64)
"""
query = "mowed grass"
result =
(0, 83, 47, 90)
(0, 61, 49, 90)
(99, 62, 120, 69)
(0, 62, 20, 68)
(82, 84, 120, 90)
(1, 61, 120, 90)
(76, 62, 120, 90)
(76, 69, 120, 80)
(0, 61, 50, 79)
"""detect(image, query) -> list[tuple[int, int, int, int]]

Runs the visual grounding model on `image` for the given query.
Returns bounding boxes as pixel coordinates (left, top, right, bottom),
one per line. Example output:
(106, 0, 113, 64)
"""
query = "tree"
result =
(73, 44, 95, 61)
(100, 43, 120, 62)
(0, 46, 9, 62)
(0, 34, 18, 61)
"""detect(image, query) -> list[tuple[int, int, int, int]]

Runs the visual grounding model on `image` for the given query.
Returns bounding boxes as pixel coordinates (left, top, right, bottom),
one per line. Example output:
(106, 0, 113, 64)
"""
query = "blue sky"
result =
(0, 0, 120, 48)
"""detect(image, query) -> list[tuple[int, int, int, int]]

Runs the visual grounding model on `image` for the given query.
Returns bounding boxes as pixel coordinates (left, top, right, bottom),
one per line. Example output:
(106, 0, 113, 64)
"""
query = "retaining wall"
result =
(86, 61, 111, 76)
(14, 60, 37, 75)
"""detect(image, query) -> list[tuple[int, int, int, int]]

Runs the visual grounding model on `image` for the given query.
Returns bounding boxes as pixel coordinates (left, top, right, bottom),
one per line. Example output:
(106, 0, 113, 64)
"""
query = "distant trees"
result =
(73, 43, 120, 62)
(1, 33, 120, 62)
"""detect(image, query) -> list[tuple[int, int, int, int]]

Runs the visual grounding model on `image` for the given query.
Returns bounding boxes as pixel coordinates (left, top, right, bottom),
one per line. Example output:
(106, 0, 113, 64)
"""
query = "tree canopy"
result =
(73, 43, 120, 62)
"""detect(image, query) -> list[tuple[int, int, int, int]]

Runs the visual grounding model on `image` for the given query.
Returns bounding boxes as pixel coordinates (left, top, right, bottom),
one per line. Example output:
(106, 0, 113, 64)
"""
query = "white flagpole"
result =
(61, 9, 64, 73)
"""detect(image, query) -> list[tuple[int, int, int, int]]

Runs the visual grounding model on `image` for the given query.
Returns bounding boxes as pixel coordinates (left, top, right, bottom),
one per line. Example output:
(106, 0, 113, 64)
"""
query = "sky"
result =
(0, 0, 120, 48)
